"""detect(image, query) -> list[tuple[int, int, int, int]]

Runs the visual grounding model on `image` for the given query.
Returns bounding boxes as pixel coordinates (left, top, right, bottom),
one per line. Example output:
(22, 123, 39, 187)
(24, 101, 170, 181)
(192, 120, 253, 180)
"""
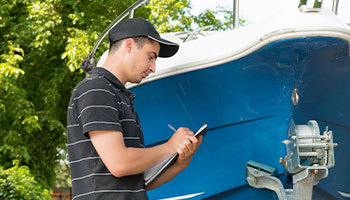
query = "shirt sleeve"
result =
(76, 78, 123, 137)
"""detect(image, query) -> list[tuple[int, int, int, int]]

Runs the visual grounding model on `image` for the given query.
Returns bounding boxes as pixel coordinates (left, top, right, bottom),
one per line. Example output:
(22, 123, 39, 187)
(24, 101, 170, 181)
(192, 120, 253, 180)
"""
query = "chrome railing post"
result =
(233, 0, 239, 29)
(332, 0, 339, 15)
(129, 9, 135, 18)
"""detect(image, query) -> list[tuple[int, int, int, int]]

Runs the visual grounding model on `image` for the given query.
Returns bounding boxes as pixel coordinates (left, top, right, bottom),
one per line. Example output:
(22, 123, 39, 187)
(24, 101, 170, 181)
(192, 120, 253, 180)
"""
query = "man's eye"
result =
(149, 56, 154, 60)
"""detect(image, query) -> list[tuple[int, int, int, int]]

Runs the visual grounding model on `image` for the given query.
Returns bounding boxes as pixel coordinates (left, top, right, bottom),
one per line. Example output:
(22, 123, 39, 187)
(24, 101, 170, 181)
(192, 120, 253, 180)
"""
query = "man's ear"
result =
(124, 38, 134, 54)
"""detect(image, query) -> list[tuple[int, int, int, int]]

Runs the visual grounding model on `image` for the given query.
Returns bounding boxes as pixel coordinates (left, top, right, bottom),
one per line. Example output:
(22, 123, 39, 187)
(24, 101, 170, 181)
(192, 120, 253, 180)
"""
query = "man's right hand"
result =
(167, 127, 194, 153)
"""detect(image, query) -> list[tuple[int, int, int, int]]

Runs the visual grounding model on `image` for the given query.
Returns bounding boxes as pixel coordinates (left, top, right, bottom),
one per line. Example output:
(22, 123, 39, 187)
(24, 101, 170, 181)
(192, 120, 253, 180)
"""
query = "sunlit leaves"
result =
(147, 0, 193, 33)
(61, 28, 97, 72)
(0, 0, 73, 188)
(0, 161, 51, 199)
(27, 0, 62, 49)
(0, 41, 24, 78)
(147, 0, 241, 33)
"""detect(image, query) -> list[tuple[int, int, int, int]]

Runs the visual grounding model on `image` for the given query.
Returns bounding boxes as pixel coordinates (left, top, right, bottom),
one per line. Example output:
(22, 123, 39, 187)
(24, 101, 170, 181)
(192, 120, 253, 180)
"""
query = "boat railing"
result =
(298, 0, 340, 14)
(332, 0, 339, 14)
(88, 0, 148, 65)
(233, 0, 239, 29)
(87, 0, 344, 66)
(232, 0, 341, 29)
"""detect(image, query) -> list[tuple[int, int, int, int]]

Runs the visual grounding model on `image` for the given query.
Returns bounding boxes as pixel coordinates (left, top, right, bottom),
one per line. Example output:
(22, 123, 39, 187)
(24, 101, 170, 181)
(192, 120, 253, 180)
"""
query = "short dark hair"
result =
(109, 36, 153, 54)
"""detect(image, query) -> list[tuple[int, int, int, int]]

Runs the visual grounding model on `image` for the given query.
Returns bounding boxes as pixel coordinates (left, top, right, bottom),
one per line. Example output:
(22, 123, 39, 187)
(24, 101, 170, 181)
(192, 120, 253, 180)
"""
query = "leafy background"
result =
(0, 0, 240, 192)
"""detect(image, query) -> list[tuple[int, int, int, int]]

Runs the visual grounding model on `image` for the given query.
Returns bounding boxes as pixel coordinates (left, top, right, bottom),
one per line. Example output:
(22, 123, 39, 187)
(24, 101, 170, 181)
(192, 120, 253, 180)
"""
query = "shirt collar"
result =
(91, 67, 136, 100)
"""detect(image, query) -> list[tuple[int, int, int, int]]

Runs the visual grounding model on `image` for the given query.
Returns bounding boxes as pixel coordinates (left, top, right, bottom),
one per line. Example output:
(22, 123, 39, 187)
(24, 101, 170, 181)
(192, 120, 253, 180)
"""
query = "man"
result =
(67, 18, 202, 200)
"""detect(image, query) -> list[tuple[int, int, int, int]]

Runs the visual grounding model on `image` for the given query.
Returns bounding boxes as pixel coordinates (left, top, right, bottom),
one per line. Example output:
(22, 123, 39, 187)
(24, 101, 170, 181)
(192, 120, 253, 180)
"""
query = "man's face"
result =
(128, 40, 160, 84)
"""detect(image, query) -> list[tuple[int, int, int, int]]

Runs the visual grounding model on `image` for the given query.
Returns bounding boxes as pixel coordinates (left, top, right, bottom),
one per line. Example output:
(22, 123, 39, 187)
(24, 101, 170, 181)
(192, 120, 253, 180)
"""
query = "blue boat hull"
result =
(130, 36, 350, 199)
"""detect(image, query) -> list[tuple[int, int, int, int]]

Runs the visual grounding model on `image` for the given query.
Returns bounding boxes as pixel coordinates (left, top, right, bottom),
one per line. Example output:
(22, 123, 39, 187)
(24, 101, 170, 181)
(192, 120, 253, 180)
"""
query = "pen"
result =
(168, 124, 177, 132)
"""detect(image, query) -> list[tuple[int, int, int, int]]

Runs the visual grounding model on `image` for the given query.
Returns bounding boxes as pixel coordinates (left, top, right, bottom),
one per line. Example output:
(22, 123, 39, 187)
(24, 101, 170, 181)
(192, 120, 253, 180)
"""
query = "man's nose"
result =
(149, 62, 156, 73)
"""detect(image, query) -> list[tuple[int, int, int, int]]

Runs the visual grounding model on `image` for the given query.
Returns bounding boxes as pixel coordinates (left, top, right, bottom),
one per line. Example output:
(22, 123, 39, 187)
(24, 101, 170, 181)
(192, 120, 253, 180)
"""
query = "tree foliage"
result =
(148, 0, 193, 32)
(193, 6, 246, 31)
(0, 0, 235, 190)
(0, 161, 51, 199)
(0, 0, 144, 188)
(148, 0, 241, 33)
(298, 0, 321, 8)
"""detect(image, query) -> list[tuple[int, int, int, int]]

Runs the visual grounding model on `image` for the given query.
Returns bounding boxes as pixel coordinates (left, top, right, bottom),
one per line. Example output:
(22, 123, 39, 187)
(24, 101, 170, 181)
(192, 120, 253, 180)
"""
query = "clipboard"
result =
(144, 124, 207, 186)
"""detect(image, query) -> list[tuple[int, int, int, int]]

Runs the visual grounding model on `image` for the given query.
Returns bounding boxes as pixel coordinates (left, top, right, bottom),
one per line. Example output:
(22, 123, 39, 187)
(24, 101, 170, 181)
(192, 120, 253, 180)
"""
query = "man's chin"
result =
(130, 78, 142, 84)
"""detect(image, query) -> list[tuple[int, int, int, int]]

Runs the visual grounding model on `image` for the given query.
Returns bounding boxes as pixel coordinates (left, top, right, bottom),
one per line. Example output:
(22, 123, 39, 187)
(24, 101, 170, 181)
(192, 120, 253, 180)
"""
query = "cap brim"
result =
(148, 35, 179, 58)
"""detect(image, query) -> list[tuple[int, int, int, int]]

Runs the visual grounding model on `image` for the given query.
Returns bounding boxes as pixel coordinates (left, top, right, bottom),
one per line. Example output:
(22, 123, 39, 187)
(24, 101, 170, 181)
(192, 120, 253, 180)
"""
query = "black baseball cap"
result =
(108, 18, 179, 58)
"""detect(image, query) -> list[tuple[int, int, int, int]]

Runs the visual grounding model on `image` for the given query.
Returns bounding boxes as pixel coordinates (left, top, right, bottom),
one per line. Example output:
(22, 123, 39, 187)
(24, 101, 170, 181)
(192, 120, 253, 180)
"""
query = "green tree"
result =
(0, 161, 51, 199)
(193, 6, 246, 31)
(298, 0, 322, 8)
(0, 0, 146, 188)
(148, 0, 244, 33)
(147, 0, 193, 33)
(0, 0, 234, 190)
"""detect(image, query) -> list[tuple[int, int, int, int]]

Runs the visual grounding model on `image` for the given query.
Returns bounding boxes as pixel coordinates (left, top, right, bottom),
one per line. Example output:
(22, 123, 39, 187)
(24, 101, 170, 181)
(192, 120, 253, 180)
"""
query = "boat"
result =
(93, 0, 350, 199)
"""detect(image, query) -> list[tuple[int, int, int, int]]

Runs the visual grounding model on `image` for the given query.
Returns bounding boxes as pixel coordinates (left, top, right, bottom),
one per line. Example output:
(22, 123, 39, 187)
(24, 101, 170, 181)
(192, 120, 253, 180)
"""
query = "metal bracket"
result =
(291, 166, 328, 200)
(175, 25, 213, 42)
(299, 5, 322, 13)
(247, 165, 329, 200)
(246, 166, 288, 200)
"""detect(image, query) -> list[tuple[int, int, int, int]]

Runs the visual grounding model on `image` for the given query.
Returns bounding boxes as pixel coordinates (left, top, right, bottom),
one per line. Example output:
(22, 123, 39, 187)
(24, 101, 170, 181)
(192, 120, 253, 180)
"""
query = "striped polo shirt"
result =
(67, 67, 148, 200)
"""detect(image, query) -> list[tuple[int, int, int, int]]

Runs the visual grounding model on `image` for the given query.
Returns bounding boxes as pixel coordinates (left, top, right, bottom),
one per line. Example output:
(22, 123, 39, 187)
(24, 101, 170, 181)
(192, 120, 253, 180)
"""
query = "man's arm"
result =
(146, 135, 202, 190)
(89, 127, 193, 178)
